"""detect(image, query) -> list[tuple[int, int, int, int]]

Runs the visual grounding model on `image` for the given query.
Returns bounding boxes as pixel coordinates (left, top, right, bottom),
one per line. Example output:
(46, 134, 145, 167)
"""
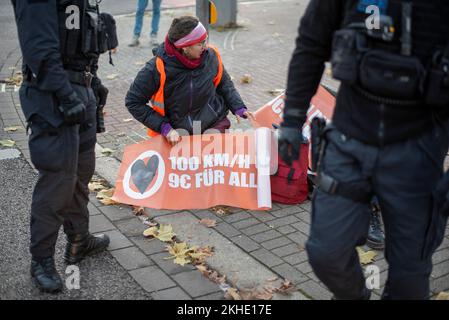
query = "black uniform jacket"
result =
(283, 0, 449, 145)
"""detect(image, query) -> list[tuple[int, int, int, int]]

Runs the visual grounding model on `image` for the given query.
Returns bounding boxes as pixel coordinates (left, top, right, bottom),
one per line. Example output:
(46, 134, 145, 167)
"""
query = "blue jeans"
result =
(133, 0, 161, 37)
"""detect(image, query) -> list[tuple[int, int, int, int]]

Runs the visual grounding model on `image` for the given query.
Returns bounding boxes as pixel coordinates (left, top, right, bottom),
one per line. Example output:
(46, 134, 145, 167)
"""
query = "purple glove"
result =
(235, 107, 248, 119)
(161, 122, 173, 137)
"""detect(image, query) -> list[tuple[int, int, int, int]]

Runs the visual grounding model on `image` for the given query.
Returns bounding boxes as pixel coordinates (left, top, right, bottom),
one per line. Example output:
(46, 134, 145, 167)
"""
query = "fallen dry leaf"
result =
(197, 246, 214, 256)
(225, 288, 242, 300)
(199, 218, 217, 228)
(196, 264, 210, 277)
(143, 224, 176, 242)
(436, 292, 449, 300)
(142, 218, 158, 227)
(90, 175, 107, 183)
(167, 242, 193, 266)
(0, 139, 15, 147)
(143, 226, 158, 238)
(210, 206, 232, 216)
(132, 206, 145, 216)
(267, 277, 278, 282)
(196, 263, 226, 284)
(5, 74, 22, 86)
(174, 255, 191, 266)
(256, 290, 274, 300)
(96, 188, 115, 199)
(88, 181, 107, 192)
(240, 287, 273, 300)
(101, 148, 114, 156)
(106, 74, 119, 80)
(268, 88, 285, 96)
(3, 126, 21, 132)
(189, 246, 214, 264)
(240, 74, 253, 84)
(208, 270, 226, 284)
(156, 224, 176, 242)
(273, 279, 296, 295)
(263, 285, 276, 294)
(239, 288, 256, 300)
(96, 188, 119, 205)
(100, 197, 119, 205)
(356, 247, 377, 265)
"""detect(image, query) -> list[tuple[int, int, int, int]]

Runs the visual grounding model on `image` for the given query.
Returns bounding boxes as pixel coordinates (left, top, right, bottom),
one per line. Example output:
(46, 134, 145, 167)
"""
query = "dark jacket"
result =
(125, 44, 245, 134)
(12, 0, 74, 127)
(283, 0, 449, 146)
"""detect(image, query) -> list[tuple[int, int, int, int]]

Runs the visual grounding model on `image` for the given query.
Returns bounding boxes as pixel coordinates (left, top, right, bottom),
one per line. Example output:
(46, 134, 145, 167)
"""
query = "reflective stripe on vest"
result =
(147, 45, 223, 137)
(147, 57, 166, 137)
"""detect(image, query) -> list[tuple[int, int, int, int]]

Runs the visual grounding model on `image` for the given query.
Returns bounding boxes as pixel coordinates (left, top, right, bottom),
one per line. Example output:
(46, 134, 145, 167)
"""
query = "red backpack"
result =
(270, 142, 309, 205)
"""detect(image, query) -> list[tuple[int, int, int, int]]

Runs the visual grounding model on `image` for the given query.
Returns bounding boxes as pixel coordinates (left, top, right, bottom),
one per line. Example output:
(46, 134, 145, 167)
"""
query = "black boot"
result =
(367, 207, 385, 250)
(64, 232, 110, 264)
(30, 256, 63, 293)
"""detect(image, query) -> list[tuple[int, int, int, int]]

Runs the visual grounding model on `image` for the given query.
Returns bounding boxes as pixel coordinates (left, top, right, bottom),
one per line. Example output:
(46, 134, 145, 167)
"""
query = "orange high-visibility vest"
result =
(147, 45, 224, 137)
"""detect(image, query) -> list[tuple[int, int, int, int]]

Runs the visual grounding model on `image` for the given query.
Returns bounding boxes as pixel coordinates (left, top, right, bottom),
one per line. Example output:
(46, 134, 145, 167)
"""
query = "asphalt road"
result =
(0, 155, 153, 299)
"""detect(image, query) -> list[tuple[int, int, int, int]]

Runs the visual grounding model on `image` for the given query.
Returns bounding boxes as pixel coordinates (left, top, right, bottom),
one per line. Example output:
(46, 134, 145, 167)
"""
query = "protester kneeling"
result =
(125, 16, 254, 145)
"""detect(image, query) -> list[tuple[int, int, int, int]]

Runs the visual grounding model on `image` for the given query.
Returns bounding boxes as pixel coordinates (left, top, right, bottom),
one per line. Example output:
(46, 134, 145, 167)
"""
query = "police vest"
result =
(147, 45, 224, 137)
(331, 0, 449, 106)
(58, 0, 111, 60)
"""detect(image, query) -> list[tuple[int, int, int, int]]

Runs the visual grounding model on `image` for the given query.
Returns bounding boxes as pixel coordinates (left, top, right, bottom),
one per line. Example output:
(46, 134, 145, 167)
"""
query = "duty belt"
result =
(316, 172, 373, 203)
(65, 70, 93, 87)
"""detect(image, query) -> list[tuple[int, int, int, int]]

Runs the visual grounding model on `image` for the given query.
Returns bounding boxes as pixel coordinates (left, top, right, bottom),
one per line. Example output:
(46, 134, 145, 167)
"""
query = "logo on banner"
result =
(123, 151, 165, 199)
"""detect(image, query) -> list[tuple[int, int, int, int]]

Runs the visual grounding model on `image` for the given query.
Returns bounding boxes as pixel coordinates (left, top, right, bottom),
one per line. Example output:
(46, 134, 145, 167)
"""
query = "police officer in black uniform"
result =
(11, 0, 114, 293)
(279, 0, 449, 299)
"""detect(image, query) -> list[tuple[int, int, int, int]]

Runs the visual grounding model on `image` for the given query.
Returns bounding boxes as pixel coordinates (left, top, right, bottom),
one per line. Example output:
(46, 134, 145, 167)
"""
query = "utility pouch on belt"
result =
(359, 50, 425, 100)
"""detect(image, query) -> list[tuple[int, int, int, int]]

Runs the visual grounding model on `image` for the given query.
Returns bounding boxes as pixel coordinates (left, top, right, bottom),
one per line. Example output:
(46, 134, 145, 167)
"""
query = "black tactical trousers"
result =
(307, 119, 449, 300)
(26, 84, 97, 258)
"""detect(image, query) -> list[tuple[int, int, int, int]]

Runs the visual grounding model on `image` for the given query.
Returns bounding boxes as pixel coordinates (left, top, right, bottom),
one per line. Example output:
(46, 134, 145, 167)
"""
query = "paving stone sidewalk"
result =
(1, 0, 449, 300)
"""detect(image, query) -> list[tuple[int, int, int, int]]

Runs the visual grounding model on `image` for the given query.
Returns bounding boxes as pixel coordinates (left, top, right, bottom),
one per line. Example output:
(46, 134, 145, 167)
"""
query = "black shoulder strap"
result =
(341, 0, 358, 27)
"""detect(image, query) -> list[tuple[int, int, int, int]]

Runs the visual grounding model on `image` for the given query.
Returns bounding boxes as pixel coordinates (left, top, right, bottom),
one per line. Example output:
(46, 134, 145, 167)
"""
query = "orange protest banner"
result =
(113, 86, 335, 211)
(112, 129, 273, 210)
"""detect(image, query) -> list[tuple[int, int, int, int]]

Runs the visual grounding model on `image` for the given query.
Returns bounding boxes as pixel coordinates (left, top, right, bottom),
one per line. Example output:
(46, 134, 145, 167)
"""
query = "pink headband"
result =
(174, 22, 207, 48)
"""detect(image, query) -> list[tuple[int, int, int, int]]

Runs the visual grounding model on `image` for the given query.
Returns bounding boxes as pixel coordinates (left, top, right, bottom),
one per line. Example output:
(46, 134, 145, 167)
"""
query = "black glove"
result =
(58, 92, 86, 125)
(278, 125, 302, 166)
